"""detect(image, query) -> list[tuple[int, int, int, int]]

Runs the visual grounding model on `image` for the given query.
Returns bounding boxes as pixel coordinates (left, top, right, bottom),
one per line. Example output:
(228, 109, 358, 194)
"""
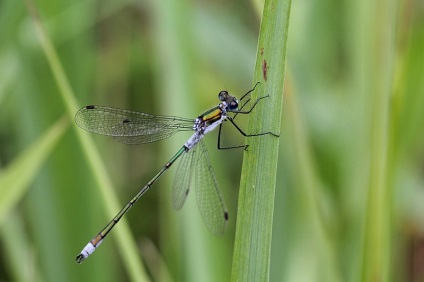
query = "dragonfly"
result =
(74, 82, 278, 263)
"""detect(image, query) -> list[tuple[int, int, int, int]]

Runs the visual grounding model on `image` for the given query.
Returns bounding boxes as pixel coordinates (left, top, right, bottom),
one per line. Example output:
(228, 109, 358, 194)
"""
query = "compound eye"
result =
(229, 100, 239, 110)
(218, 91, 228, 101)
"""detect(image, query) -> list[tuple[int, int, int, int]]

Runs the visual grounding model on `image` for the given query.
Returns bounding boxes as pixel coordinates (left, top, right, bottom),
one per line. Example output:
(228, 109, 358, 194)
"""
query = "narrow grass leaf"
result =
(231, 0, 291, 280)
(24, 1, 149, 280)
(0, 117, 68, 224)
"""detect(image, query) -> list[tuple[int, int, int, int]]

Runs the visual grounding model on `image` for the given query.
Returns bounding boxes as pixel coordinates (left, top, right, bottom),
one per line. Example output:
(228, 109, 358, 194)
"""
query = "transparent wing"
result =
(195, 140, 228, 236)
(172, 147, 196, 210)
(75, 105, 194, 144)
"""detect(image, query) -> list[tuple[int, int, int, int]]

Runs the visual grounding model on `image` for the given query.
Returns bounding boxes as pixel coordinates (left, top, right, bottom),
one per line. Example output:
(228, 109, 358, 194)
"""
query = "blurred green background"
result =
(0, 0, 423, 281)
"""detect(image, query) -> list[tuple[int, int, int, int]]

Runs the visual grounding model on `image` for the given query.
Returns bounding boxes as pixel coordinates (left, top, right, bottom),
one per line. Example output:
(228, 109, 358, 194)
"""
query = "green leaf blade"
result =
(231, 0, 291, 281)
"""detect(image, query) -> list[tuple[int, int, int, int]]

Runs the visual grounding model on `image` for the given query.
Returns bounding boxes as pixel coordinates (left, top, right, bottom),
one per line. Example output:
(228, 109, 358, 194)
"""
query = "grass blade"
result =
(231, 0, 291, 280)
(0, 117, 68, 224)
(24, 1, 149, 280)
(359, 0, 397, 280)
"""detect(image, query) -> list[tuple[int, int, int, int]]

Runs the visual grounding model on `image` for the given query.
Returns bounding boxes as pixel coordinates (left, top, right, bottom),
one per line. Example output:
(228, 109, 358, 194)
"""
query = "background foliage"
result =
(0, 0, 423, 281)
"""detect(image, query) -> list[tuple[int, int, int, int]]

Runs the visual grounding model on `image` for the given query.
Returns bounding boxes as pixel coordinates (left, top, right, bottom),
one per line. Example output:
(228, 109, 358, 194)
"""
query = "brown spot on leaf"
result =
(262, 59, 268, 81)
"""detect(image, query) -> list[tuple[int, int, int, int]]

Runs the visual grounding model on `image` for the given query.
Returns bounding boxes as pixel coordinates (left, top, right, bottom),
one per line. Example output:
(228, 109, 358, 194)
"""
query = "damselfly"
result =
(74, 83, 278, 263)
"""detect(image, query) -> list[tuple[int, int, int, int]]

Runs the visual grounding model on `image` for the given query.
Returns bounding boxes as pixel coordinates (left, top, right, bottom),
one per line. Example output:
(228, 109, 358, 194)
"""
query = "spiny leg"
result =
(234, 95, 270, 115)
(227, 116, 280, 138)
(239, 82, 261, 101)
(217, 123, 249, 151)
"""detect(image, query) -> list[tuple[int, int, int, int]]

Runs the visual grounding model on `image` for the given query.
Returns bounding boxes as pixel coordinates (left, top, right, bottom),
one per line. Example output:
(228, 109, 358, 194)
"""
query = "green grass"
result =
(231, 0, 290, 281)
(0, 0, 422, 281)
(0, 117, 68, 226)
(24, 1, 149, 280)
(359, 0, 397, 280)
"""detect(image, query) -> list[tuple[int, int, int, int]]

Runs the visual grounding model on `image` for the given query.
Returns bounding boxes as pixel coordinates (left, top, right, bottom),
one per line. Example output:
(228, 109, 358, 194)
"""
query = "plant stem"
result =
(231, 0, 291, 280)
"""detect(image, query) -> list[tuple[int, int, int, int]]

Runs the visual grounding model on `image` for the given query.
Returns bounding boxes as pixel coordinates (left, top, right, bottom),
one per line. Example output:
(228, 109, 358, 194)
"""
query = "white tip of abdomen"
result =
(76, 239, 103, 264)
